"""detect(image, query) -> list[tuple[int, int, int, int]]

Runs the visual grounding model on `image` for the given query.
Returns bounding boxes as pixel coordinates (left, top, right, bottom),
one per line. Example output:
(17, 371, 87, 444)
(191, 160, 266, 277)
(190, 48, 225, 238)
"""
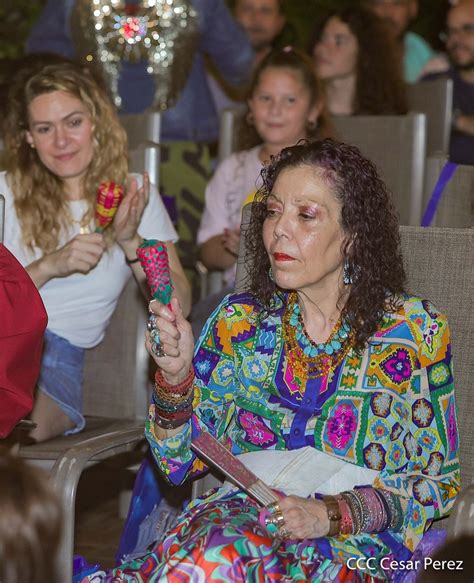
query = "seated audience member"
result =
(207, 0, 287, 113)
(194, 48, 332, 333)
(310, 5, 408, 116)
(80, 139, 459, 581)
(0, 447, 62, 583)
(0, 244, 47, 439)
(235, 0, 286, 63)
(423, 0, 474, 165)
(1, 61, 190, 442)
(365, 0, 436, 82)
(26, 0, 254, 298)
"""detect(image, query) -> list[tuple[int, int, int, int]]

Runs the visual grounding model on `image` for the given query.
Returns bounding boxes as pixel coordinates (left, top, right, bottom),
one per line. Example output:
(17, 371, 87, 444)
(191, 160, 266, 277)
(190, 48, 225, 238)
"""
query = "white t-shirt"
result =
(0, 172, 177, 348)
(197, 146, 263, 284)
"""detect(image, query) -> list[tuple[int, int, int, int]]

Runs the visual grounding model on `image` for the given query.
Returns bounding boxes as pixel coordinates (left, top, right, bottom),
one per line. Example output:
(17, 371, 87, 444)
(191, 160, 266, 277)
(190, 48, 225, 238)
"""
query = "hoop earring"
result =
(268, 267, 274, 282)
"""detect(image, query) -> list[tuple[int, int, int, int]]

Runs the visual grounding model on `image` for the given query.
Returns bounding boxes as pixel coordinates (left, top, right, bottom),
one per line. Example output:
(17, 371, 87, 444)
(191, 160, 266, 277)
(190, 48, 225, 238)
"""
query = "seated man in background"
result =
(423, 0, 474, 165)
(234, 0, 286, 64)
(365, 0, 436, 82)
(207, 0, 287, 115)
(0, 243, 47, 440)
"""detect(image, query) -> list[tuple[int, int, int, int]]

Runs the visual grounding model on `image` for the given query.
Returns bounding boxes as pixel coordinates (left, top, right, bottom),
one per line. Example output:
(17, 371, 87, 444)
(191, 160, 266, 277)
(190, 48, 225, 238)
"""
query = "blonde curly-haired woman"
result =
(1, 61, 190, 441)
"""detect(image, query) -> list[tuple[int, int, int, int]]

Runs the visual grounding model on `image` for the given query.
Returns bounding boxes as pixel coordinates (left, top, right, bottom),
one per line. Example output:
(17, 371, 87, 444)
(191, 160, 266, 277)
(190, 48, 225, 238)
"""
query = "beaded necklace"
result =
(282, 291, 354, 381)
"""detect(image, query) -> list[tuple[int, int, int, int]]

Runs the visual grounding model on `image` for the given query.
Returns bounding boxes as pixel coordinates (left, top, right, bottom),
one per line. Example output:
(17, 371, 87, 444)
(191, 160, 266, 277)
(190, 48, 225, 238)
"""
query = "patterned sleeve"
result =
(145, 295, 249, 485)
(373, 300, 460, 552)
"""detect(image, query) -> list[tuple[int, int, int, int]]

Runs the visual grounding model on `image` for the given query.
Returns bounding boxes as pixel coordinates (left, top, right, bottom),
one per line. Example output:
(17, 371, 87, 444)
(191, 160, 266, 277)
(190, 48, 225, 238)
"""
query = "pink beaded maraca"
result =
(95, 181, 124, 232)
(137, 240, 174, 307)
(138, 240, 174, 358)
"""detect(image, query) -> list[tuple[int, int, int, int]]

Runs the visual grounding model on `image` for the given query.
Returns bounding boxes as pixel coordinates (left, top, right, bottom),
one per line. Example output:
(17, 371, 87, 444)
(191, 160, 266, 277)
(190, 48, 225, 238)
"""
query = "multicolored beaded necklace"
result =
(282, 291, 354, 380)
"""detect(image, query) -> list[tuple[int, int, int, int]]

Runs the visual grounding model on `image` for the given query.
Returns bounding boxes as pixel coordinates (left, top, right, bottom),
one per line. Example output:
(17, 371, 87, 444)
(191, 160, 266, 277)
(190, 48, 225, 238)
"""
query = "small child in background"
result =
(0, 448, 62, 583)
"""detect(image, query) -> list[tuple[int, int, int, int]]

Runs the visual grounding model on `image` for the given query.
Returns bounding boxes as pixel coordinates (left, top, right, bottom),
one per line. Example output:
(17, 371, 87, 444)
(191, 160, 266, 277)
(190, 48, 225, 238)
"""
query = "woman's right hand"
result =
(46, 233, 105, 278)
(145, 297, 195, 383)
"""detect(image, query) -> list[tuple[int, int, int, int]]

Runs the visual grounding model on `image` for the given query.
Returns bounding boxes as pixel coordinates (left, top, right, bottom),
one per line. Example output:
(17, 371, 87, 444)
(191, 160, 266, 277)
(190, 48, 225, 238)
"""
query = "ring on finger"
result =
(152, 341, 166, 358)
(271, 511, 286, 529)
(147, 314, 157, 331)
(266, 502, 280, 515)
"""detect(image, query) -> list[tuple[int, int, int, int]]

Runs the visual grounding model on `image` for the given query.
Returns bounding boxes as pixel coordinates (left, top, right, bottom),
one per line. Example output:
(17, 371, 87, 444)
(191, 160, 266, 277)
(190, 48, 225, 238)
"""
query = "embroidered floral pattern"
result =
(412, 398, 434, 428)
(381, 348, 413, 384)
(326, 403, 358, 450)
(429, 362, 450, 387)
(371, 392, 392, 418)
(237, 410, 277, 447)
(363, 443, 386, 470)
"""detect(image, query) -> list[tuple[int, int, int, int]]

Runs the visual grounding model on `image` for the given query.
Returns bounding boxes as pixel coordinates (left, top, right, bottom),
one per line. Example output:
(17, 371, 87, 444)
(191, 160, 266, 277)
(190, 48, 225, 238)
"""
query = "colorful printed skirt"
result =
(81, 490, 386, 582)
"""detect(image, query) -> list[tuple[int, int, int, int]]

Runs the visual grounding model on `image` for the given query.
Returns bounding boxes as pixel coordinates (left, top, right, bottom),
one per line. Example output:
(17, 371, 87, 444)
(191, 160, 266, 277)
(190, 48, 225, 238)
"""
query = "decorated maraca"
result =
(95, 181, 124, 232)
(136, 240, 174, 307)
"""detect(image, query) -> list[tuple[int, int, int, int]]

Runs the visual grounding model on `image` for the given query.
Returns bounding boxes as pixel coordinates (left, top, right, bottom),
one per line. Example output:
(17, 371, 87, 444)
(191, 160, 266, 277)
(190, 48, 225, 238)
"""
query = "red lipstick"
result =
(273, 252, 294, 261)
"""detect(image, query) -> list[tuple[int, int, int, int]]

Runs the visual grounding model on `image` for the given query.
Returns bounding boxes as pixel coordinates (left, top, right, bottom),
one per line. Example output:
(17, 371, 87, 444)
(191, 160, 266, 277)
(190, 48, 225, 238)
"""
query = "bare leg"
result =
(29, 390, 75, 442)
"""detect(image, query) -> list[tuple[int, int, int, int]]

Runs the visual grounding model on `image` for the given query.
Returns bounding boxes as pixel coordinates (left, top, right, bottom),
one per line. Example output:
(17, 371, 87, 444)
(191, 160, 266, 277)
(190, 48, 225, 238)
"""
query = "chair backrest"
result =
(422, 154, 474, 228)
(406, 78, 453, 156)
(400, 226, 473, 489)
(218, 106, 256, 163)
(120, 112, 161, 149)
(83, 278, 151, 419)
(332, 113, 427, 226)
(236, 205, 473, 489)
(128, 143, 161, 187)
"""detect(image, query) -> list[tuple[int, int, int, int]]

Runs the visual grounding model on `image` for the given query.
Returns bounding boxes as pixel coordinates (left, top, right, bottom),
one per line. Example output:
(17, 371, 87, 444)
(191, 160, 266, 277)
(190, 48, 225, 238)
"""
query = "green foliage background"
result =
(0, 0, 449, 61)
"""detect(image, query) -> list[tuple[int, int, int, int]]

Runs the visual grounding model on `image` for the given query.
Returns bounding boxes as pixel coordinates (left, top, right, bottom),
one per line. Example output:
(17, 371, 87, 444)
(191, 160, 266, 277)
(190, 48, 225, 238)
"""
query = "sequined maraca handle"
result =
(136, 240, 174, 306)
(95, 181, 124, 233)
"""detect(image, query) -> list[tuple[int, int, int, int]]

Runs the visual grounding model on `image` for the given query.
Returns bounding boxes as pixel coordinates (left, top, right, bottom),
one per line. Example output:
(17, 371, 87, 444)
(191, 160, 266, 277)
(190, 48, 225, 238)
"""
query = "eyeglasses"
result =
(439, 23, 474, 43)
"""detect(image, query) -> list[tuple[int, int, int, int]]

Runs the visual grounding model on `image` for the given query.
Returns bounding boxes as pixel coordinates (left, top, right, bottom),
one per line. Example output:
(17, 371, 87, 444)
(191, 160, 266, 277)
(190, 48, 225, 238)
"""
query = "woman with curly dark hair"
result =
(309, 5, 408, 115)
(81, 140, 459, 582)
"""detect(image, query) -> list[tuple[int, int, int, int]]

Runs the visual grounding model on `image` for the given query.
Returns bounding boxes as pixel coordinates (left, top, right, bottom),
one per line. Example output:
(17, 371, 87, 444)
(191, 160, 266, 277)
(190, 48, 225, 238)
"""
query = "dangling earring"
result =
(246, 111, 254, 126)
(268, 267, 274, 282)
(343, 259, 353, 285)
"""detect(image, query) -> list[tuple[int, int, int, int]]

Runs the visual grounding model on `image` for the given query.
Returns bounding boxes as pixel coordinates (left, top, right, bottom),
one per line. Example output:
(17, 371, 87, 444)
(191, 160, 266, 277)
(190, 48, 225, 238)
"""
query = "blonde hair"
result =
(3, 62, 128, 254)
(0, 448, 62, 583)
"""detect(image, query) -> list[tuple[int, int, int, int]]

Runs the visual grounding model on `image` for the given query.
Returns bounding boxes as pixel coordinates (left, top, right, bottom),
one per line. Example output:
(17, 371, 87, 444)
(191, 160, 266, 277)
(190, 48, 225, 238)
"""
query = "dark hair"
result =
(0, 448, 62, 583)
(245, 138, 406, 351)
(244, 47, 333, 146)
(309, 6, 408, 115)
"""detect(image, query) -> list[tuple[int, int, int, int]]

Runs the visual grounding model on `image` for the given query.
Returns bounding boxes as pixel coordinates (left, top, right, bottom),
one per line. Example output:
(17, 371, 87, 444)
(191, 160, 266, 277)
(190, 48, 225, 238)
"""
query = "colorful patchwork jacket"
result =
(146, 292, 460, 565)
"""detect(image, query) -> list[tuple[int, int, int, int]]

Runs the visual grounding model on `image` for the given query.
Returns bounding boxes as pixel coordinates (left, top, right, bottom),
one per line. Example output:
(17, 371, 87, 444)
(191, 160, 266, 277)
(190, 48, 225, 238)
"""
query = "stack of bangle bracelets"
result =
(325, 487, 403, 536)
(152, 367, 195, 429)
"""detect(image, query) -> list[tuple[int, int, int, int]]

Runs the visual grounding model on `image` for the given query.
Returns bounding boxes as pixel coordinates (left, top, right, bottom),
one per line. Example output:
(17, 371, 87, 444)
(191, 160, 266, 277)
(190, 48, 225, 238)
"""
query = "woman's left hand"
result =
(277, 495, 330, 539)
(114, 173, 149, 248)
